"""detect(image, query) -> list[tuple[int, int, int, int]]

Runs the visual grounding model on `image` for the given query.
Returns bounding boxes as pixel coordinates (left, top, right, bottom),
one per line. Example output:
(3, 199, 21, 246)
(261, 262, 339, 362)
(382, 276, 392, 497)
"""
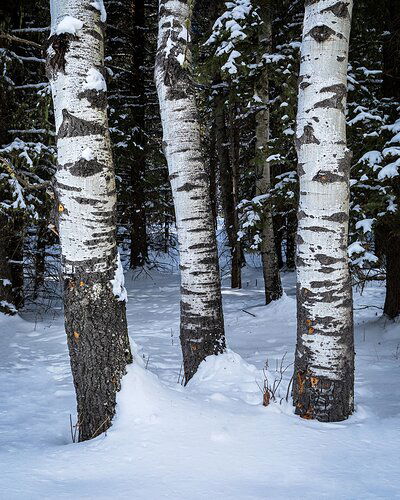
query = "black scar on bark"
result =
(295, 124, 320, 150)
(298, 210, 315, 221)
(63, 158, 106, 177)
(337, 150, 353, 175)
(307, 25, 337, 43)
(315, 84, 347, 111)
(312, 170, 344, 183)
(46, 33, 77, 76)
(72, 196, 101, 206)
(55, 180, 82, 192)
(300, 81, 311, 90)
(298, 162, 306, 176)
(78, 89, 107, 109)
(305, 226, 335, 233)
(321, 2, 350, 18)
(177, 182, 200, 192)
(57, 109, 106, 139)
(315, 254, 343, 265)
(322, 212, 348, 223)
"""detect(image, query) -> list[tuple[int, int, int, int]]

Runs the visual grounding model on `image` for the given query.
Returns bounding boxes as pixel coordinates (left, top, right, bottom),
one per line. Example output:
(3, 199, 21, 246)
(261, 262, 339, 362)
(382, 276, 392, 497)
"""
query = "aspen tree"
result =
(155, 0, 226, 382)
(47, 0, 131, 440)
(293, 0, 354, 422)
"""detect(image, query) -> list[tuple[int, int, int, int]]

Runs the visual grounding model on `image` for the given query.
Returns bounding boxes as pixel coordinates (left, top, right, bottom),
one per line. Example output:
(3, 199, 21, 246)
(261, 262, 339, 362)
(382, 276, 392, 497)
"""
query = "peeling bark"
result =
(47, 0, 132, 441)
(155, 0, 226, 382)
(293, 0, 354, 422)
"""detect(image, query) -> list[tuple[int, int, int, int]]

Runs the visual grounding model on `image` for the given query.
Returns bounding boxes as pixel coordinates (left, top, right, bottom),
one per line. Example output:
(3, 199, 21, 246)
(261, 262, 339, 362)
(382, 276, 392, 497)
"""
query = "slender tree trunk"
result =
(214, 88, 241, 288)
(227, 97, 243, 289)
(0, 215, 16, 314)
(286, 210, 297, 270)
(47, 0, 132, 441)
(155, 0, 226, 382)
(383, 0, 400, 100)
(380, 0, 400, 318)
(209, 120, 218, 227)
(130, 0, 148, 268)
(33, 224, 46, 299)
(383, 239, 400, 318)
(255, 0, 282, 304)
(293, 0, 354, 422)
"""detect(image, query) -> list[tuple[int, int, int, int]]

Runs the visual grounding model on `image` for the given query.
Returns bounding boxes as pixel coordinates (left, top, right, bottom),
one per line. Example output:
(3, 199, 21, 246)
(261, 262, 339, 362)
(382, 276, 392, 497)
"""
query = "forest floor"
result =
(1, 263, 400, 499)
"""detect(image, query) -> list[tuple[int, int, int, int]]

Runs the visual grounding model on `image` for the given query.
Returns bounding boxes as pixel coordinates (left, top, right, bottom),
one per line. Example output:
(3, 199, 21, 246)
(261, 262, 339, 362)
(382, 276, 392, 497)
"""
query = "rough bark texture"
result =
(255, 0, 282, 304)
(293, 0, 354, 422)
(155, 0, 226, 383)
(47, 0, 132, 441)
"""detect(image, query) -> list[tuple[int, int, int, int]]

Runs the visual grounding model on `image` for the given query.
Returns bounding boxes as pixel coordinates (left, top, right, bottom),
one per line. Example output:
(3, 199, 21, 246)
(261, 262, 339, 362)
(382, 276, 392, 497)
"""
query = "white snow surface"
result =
(55, 16, 83, 35)
(82, 68, 107, 92)
(110, 252, 128, 302)
(90, 1, 107, 22)
(1, 266, 399, 499)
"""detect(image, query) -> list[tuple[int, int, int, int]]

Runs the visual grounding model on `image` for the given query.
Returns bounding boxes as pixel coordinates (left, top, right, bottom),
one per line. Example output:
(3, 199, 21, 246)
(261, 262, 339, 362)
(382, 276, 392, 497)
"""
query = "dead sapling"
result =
(257, 352, 293, 407)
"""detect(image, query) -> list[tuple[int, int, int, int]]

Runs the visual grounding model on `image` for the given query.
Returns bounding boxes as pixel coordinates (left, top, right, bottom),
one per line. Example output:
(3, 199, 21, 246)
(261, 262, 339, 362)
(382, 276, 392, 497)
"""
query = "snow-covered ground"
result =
(1, 266, 399, 499)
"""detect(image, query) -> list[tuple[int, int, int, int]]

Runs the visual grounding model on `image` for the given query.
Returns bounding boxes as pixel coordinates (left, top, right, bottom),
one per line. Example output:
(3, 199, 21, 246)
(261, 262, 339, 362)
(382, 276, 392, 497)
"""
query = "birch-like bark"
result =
(155, 0, 226, 382)
(293, 0, 354, 422)
(47, 0, 132, 441)
(255, 0, 282, 304)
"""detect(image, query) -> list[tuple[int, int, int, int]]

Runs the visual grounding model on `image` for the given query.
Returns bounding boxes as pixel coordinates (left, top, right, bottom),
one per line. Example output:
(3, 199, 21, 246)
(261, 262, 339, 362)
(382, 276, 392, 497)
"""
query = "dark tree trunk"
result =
(214, 89, 242, 288)
(0, 215, 17, 314)
(383, 0, 400, 100)
(9, 219, 24, 310)
(286, 211, 297, 270)
(273, 214, 284, 269)
(129, 0, 148, 268)
(209, 121, 218, 227)
(383, 240, 400, 319)
(64, 271, 131, 441)
(33, 225, 46, 300)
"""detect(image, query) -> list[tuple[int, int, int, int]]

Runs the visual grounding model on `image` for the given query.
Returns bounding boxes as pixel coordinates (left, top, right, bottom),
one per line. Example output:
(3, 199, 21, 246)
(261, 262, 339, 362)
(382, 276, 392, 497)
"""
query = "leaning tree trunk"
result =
(292, 0, 354, 422)
(255, 0, 282, 304)
(47, 0, 132, 441)
(155, 0, 226, 383)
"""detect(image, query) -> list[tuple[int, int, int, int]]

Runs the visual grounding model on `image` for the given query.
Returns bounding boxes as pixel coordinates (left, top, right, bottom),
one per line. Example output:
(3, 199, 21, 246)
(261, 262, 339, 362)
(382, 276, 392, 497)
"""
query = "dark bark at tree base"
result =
(293, 369, 354, 422)
(293, 281, 354, 422)
(180, 296, 226, 383)
(64, 274, 132, 442)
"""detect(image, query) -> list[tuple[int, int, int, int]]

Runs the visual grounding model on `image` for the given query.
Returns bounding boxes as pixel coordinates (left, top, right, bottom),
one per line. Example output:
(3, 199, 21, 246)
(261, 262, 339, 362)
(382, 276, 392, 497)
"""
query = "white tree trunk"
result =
(255, 0, 282, 304)
(47, 0, 131, 441)
(293, 0, 354, 421)
(155, 0, 225, 382)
